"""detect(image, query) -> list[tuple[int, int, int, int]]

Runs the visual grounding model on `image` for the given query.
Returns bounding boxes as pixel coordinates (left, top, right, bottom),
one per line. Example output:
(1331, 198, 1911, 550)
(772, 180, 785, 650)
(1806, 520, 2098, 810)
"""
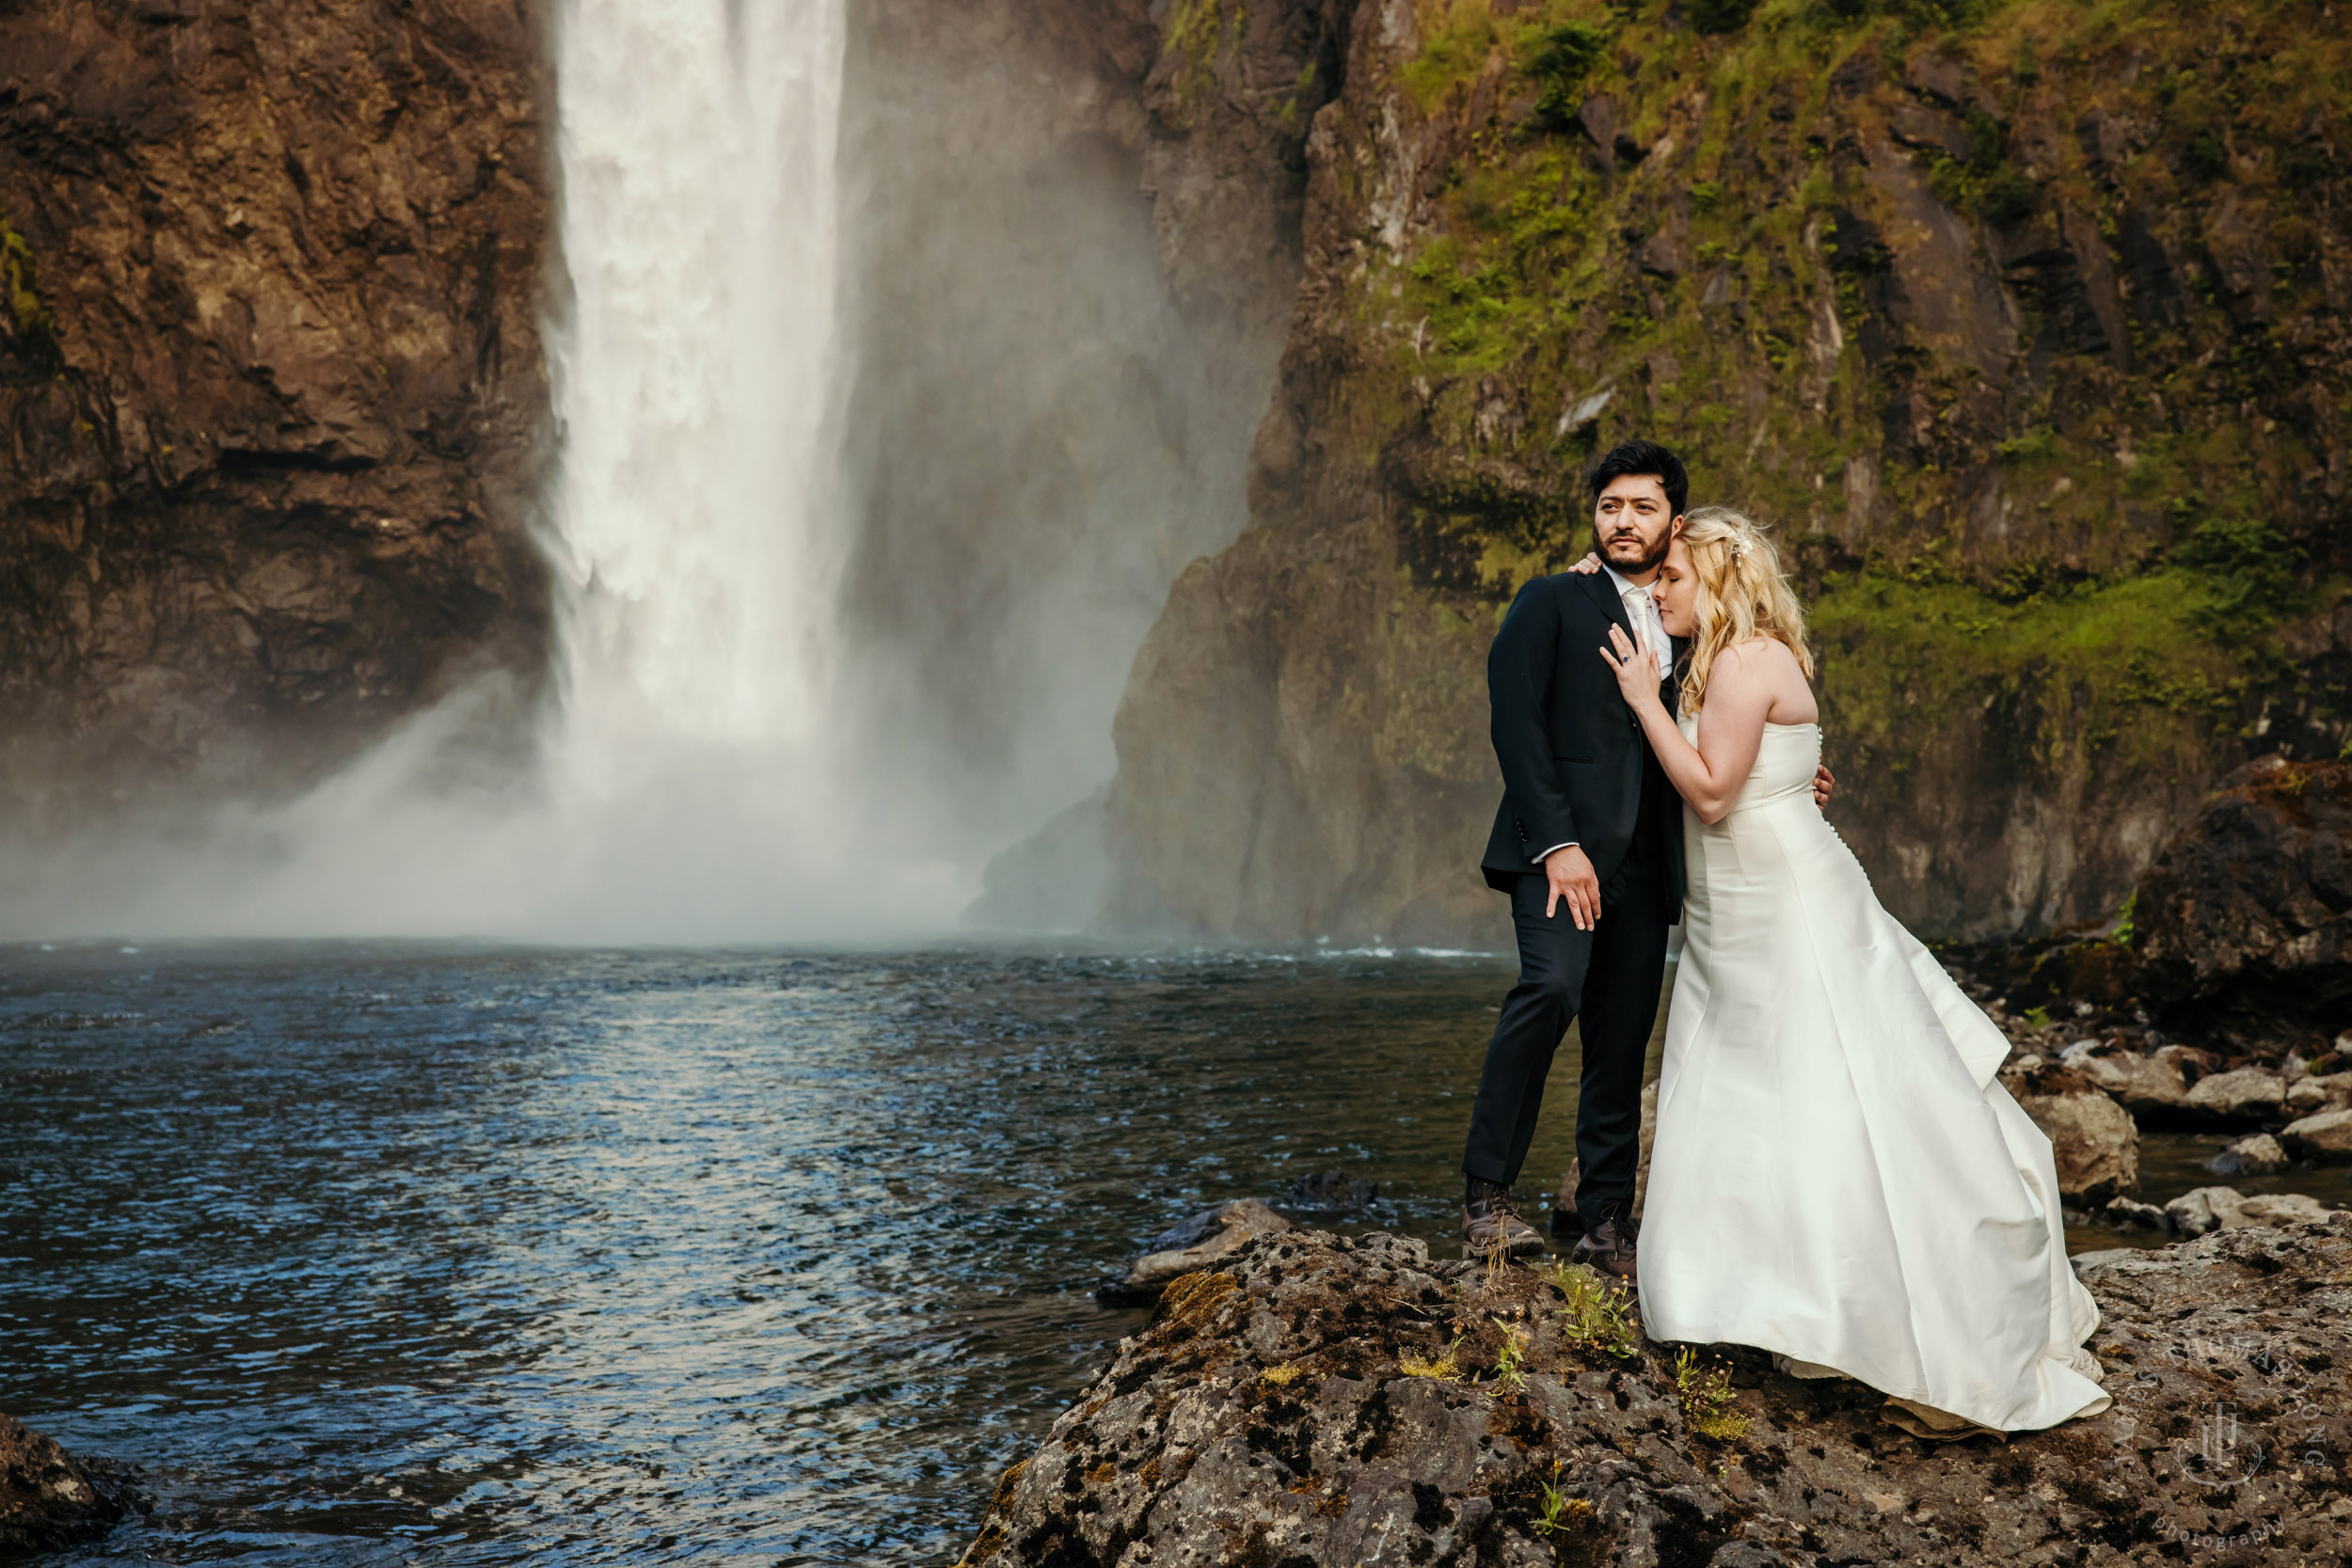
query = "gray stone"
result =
(2237, 1192, 2336, 1227)
(2183, 1067, 2285, 1124)
(2061, 1043, 2191, 1116)
(2209, 1132, 2290, 1177)
(2012, 1080, 2138, 1202)
(2165, 1185, 2246, 1237)
(2104, 1195, 2171, 1230)
(2287, 1071, 2352, 1116)
(1122, 1198, 1292, 1291)
(2282, 1107, 2352, 1160)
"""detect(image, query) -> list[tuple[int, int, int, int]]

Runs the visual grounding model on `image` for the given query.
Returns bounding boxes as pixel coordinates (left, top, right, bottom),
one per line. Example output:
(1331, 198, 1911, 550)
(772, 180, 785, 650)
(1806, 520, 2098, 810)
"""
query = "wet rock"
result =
(961, 1224, 2352, 1567)
(2181, 1066, 2286, 1126)
(2282, 1107, 2352, 1161)
(2134, 756, 2352, 1039)
(1276, 1170, 1377, 1212)
(1102, 1199, 1292, 1305)
(0, 1413, 124, 1553)
(2004, 1061, 2138, 1201)
(2208, 1132, 2290, 1177)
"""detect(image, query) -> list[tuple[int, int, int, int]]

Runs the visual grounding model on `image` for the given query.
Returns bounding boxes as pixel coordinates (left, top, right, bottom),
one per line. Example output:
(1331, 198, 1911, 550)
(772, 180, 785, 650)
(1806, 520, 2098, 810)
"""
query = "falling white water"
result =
(550, 0, 844, 764)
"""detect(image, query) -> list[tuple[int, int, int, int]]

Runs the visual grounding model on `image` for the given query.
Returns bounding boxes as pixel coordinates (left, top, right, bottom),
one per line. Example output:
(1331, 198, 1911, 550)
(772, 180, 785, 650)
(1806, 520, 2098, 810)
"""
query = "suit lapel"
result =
(1572, 567, 1635, 639)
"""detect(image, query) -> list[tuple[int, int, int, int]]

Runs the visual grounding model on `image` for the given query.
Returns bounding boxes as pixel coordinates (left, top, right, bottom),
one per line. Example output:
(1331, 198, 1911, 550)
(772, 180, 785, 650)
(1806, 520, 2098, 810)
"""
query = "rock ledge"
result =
(960, 1226, 2352, 1566)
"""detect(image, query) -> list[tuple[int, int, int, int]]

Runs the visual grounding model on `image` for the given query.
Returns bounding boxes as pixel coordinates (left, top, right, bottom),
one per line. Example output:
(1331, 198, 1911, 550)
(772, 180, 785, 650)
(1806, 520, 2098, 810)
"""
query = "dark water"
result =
(1, 942, 1548, 1565)
(8, 943, 2334, 1564)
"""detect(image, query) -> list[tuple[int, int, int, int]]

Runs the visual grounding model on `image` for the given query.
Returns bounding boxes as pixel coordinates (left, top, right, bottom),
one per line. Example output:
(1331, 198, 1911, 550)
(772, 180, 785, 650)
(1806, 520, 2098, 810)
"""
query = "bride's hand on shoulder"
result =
(1566, 551, 1603, 575)
(1599, 626, 1665, 712)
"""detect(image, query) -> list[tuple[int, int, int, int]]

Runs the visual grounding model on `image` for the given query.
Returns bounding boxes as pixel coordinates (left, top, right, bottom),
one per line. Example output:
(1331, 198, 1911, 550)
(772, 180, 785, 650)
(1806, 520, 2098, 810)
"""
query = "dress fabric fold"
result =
(1638, 721, 2109, 1433)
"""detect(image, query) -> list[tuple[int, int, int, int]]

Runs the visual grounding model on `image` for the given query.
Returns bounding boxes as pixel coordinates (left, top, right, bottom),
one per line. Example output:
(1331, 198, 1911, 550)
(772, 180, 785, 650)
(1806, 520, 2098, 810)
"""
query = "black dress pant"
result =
(1461, 840, 1673, 1231)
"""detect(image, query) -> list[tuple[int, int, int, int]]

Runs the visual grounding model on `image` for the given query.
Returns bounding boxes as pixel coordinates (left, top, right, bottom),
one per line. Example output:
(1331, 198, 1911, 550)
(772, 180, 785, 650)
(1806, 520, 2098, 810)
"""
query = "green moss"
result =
(1164, 0, 1248, 103)
(1, 218, 57, 346)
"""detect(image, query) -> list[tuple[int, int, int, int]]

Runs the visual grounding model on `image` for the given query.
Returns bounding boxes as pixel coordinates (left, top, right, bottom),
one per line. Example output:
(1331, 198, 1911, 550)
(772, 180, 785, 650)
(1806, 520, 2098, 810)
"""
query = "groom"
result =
(1460, 440, 1827, 1276)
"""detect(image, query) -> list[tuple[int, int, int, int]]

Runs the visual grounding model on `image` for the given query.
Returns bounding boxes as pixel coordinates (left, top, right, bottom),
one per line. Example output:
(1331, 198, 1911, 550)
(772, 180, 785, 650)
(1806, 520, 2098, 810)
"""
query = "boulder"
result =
(2287, 1070, 2352, 1116)
(959, 1222, 2352, 1567)
(1104, 1199, 1293, 1304)
(2102, 1195, 2171, 1230)
(2133, 756, 2352, 1037)
(2281, 1107, 2352, 1161)
(2060, 1040, 2191, 1116)
(2237, 1192, 2337, 1227)
(2181, 1067, 2285, 1125)
(2209, 1132, 2290, 1177)
(2165, 1185, 2245, 1237)
(2162, 1185, 2336, 1236)
(2004, 1062, 2138, 1201)
(0, 1413, 124, 1553)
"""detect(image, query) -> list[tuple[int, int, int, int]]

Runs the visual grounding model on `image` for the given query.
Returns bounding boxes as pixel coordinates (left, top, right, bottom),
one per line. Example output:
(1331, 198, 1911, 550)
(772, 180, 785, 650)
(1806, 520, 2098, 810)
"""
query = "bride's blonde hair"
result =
(1675, 506, 1815, 715)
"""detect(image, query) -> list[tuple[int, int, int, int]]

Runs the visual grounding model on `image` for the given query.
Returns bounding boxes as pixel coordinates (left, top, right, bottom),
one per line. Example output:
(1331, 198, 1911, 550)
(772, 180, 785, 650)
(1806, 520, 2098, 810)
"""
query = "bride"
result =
(1593, 506, 2110, 1437)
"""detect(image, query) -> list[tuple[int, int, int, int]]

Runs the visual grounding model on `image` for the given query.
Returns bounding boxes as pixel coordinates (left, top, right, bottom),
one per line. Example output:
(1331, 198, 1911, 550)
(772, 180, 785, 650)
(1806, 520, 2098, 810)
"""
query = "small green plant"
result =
(1532, 1461, 1593, 1535)
(1400, 1335, 1464, 1381)
(2023, 1005, 2054, 1030)
(2111, 892, 2137, 948)
(1491, 1320, 1528, 1392)
(1548, 1261, 1640, 1360)
(1673, 1348, 1751, 1441)
(1528, 21, 1610, 130)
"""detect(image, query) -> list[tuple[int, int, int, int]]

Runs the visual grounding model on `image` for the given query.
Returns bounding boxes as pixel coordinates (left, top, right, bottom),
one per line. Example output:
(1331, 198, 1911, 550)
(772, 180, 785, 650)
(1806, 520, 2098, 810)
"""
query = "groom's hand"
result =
(1543, 846, 1600, 931)
(1813, 762, 1836, 808)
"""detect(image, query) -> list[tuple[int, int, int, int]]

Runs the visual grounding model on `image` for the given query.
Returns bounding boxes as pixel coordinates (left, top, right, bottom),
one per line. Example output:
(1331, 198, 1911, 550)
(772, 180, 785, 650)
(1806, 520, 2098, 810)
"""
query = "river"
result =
(4, 942, 2332, 1563)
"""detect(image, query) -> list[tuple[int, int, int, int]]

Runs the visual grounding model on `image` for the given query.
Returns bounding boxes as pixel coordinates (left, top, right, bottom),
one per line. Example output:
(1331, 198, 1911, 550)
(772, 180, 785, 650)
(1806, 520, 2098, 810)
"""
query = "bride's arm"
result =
(1600, 631, 1772, 824)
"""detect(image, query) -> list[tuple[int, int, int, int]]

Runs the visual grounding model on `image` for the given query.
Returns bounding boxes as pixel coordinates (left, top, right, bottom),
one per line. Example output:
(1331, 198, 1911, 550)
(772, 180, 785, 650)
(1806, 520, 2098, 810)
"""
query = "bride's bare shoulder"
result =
(1717, 637, 1799, 674)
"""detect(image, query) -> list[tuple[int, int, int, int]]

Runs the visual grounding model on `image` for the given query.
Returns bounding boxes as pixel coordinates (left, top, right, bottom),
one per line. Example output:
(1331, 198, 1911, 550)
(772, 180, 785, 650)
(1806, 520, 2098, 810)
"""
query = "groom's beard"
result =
(1601, 531, 1671, 576)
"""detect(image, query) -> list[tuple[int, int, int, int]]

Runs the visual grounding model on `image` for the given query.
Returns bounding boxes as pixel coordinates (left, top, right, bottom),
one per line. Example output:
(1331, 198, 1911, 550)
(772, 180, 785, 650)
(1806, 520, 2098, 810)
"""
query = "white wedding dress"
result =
(1637, 719, 2111, 1433)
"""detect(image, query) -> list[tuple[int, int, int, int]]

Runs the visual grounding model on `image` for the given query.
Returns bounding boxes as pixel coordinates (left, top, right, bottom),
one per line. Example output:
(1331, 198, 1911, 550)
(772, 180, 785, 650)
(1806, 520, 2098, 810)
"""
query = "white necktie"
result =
(1623, 587, 1654, 657)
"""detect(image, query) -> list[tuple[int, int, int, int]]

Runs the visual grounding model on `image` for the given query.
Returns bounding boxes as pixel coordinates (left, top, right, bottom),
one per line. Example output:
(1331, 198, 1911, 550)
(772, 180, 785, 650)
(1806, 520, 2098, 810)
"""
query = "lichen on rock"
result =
(958, 1222, 2352, 1566)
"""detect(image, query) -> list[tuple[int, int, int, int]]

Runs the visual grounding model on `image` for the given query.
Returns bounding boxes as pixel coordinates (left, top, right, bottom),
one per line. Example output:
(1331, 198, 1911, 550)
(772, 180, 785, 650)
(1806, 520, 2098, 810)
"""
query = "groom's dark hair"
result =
(1588, 439, 1689, 517)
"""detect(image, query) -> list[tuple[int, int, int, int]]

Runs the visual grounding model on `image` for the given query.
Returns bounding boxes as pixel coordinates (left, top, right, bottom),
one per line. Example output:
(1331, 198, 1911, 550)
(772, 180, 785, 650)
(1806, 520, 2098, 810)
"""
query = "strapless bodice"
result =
(1676, 717, 1820, 816)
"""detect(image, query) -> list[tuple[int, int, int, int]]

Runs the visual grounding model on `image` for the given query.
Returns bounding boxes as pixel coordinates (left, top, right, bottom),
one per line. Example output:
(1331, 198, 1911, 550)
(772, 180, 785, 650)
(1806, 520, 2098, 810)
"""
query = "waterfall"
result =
(0, 0, 1281, 942)
(549, 0, 845, 762)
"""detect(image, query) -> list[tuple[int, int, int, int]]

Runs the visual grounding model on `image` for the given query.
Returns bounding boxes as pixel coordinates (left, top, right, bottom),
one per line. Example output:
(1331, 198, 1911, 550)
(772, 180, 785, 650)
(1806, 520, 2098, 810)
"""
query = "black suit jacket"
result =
(1479, 569, 1687, 914)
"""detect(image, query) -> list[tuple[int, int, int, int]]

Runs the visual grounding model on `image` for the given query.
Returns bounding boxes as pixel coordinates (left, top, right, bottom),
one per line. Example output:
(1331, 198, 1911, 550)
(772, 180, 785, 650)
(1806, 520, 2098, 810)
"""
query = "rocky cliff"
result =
(1095, 0, 2352, 944)
(958, 1226, 2352, 1567)
(0, 0, 555, 822)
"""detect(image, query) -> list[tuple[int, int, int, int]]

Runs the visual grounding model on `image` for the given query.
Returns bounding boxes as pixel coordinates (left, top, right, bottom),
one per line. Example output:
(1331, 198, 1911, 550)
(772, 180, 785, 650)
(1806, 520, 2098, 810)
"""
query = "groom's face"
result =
(1594, 475, 1678, 577)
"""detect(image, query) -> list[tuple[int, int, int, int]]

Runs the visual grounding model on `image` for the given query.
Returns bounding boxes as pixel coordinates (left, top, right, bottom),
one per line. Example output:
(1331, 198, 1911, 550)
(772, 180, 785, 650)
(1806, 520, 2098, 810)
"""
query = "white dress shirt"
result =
(1535, 564, 1666, 865)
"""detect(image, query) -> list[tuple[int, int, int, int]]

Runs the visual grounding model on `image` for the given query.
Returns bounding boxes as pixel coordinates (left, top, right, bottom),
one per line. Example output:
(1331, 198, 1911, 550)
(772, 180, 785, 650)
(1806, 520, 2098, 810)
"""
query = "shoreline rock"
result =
(961, 1224, 2352, 1566)
(0, 1413, 127, 1554)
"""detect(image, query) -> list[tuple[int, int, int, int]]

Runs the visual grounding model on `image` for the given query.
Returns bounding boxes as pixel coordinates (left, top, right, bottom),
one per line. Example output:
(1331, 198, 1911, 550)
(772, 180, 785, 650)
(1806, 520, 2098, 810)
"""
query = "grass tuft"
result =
(1548, 1261, 1641, 1360)
(1673, 1347, 1751, 1442)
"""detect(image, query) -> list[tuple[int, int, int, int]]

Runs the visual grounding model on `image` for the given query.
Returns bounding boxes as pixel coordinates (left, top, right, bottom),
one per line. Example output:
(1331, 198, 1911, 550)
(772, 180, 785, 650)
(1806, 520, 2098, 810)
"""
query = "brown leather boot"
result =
(1569, 1201, 1639, 1279)
(1462, 1180, 1547, 1259)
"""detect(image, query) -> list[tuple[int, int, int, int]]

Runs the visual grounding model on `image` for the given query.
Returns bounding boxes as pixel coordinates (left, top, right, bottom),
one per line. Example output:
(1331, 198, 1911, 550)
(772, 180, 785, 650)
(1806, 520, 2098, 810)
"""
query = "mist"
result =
(0, 0, 1279, 945)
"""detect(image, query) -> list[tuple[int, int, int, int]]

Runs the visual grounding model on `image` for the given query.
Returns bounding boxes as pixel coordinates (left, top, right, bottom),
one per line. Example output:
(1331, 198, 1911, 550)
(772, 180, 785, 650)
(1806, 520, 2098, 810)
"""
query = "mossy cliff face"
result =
(0, 0, 552, 819)
(1105, 0, 2352, 942)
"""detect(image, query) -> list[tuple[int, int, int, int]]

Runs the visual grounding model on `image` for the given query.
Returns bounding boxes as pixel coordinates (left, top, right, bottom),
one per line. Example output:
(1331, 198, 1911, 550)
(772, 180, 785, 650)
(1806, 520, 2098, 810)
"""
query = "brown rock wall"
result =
(0, 0, 553, 819)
